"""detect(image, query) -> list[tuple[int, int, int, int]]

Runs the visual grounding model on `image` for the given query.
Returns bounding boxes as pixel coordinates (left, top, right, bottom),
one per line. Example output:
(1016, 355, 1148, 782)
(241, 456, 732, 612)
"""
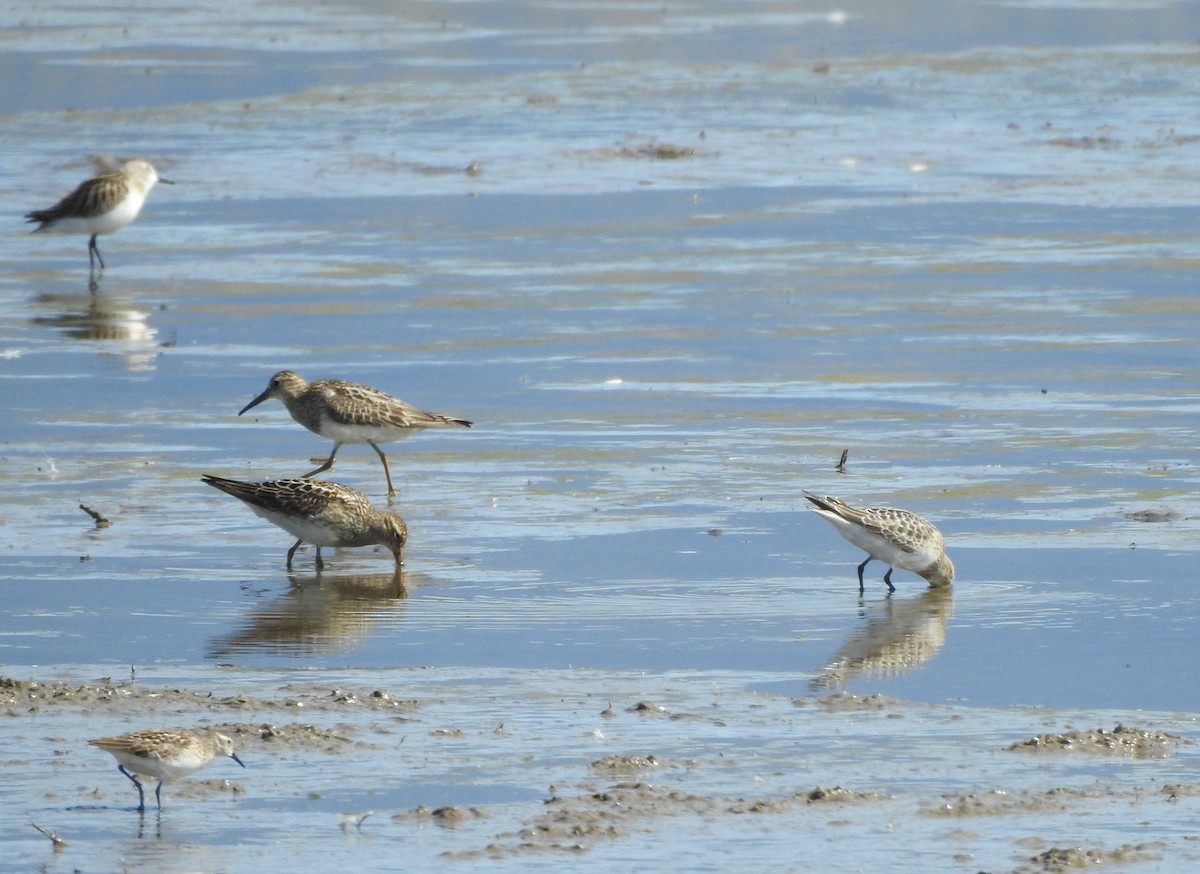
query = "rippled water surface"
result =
(3, 0, 1200, 871)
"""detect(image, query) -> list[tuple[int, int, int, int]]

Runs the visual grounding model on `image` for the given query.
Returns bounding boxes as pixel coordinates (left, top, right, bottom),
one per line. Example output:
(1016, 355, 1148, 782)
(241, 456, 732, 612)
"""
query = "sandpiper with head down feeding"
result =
(804, 492, 954, 594)
(202, 475, 408, 570)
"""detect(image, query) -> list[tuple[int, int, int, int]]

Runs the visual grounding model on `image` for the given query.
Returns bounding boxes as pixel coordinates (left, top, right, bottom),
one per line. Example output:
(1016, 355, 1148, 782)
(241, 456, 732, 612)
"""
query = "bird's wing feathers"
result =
(27, 171, 126, 223)
(203, 475, 354, 518)
(321, 381, 463, 429)
(805, 492, 932, 556)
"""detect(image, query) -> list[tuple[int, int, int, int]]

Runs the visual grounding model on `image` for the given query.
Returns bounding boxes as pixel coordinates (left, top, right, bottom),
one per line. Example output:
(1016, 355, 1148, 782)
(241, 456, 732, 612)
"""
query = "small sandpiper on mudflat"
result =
(89, 728, 245, 812)
(202, 474, 408, 570)
(25, 159, 173, 271)
(238, 370, 472, 498)
(804, 492, 954, 594)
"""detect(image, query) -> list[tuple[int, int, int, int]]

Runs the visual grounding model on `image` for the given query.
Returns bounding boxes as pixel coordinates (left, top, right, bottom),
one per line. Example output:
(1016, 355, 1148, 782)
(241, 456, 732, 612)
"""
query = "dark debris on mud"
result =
(438, 781, 890, 858)
(570, 138, 702, 164)
(396, 804, 489, 827)
(794, 691, 927, 712)
(0, 676, 420, 718)
(927, 786, 1114, 817)
(212, 721, 365, 752)
(1007, 723, 1186, 758)
(589, 753, 667, 773)
(1019, 842, 1166, 873)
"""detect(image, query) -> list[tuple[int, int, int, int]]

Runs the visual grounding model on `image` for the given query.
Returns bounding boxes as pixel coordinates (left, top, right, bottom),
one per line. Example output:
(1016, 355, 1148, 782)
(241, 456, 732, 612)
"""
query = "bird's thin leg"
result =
(287, 539, 302, 570)
(883, 567, 896, 593)
(119, 765, 146, 812)
(856, 556, 872, 596)
(154, 780, 164, 809)
(315, 546, 325, 571)
(304, 443, 341, 477)
(368, 441, 396, 498)
(88, 235, 106, 270)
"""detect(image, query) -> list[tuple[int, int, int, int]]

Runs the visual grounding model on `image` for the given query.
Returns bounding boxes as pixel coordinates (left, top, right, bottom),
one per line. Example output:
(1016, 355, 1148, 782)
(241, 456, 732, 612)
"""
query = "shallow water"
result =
(3, 0, 1200, 870)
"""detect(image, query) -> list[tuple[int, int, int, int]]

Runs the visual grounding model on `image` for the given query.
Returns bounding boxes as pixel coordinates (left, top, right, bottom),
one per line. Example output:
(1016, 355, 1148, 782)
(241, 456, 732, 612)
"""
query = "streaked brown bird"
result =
(89, 728, 244, 812)
(805, 492, 954, 594)
(26, 158, 173, 271)
(202, 475, 408, 570)
(237, 370, 471, 497)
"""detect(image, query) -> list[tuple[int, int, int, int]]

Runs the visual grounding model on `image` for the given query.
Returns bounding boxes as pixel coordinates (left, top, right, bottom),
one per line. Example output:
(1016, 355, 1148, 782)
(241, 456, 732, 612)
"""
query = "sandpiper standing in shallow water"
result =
(237, 370, 472, 498)
(25, 158, 173, 272)
(89, 728, 245, 812)
(804, 492, 954, 594)
(202, 474, 408, 570)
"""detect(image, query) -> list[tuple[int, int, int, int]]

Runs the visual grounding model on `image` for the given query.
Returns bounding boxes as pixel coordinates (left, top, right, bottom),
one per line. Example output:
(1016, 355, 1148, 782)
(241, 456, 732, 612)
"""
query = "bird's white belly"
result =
(110, 749, 203, 782)
(150, 753, 207, 781)
(834, 520, 932, 571)
(249, 505, 341, 546)
(317, 417, 413, 444)
(92, 193, 146, 233)
(43, 192, 146, 236)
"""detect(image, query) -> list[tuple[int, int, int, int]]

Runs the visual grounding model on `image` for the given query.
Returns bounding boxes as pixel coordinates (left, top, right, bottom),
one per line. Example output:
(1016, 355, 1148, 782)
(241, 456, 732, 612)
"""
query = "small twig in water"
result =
(79, 503, 112, 528)
(30, 822, 66, 848)
(835, 449, 849, 473)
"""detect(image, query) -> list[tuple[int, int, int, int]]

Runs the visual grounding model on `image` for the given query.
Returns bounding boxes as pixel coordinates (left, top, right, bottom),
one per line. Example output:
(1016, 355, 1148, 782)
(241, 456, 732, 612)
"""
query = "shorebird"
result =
(25, 159, 173, 271)
(89, 728, 245, 812)
(202, 475, 408, 570)
(804, 492, 954, 594)
(238, 370, 472, 498)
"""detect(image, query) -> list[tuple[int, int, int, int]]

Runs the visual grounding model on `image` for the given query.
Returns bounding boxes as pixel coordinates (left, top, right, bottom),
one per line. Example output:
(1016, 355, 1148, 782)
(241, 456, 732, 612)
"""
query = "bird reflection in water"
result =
(207, 569, 409, 659)
(809, 587, 953, 691)
(30, 278, 159, 371)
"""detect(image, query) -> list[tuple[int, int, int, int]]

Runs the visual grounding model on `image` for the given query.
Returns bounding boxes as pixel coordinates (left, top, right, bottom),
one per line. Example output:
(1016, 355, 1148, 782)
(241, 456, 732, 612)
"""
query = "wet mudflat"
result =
(5, 668, 1200, 873)
(3, 0, 1200, 871)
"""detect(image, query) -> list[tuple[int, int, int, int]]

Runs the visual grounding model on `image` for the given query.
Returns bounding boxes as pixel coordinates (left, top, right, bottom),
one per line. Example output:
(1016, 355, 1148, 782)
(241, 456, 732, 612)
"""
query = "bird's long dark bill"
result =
(231, 752, 246, 768)
(238, 388, 271, 416)
(159, 178, 176, 185)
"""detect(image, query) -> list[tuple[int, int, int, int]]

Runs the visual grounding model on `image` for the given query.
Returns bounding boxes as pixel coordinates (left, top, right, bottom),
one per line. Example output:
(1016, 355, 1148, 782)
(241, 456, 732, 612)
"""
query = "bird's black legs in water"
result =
(87, 234, 105, 290)
(855, 556, 897, 594)
(287, 539, 323, 571)
(118, 764, 146, 811)
(849, 557, 897, 590)
(855, 556, 871, 596)
(87, 234, 106, 271)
